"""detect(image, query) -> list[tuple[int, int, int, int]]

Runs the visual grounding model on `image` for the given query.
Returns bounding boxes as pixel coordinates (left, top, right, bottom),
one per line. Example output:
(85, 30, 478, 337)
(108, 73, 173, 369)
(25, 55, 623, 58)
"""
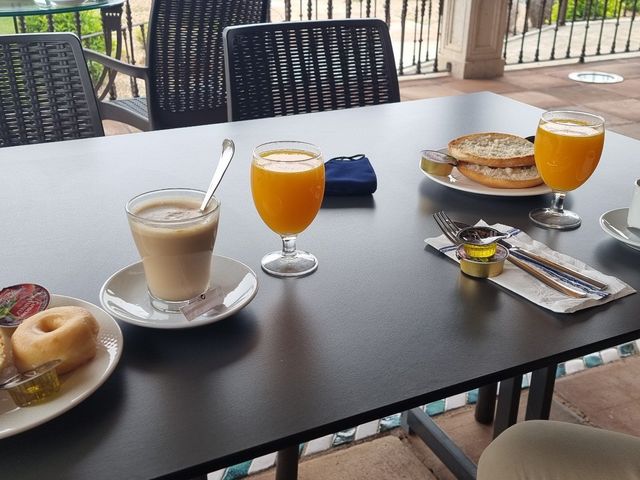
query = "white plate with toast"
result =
(0, 295, 122, 439)
(422, 166, 551, 197)
(421, 134, 551, 197)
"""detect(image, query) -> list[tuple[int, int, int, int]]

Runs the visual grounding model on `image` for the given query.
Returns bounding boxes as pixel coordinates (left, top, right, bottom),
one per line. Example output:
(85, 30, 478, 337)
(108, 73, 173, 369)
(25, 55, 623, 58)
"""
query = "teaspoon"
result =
(200, 138, 235, 212)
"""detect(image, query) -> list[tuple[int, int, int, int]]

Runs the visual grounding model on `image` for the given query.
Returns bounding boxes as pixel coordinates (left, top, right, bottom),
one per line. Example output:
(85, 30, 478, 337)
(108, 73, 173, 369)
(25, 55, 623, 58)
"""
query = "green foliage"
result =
(552, 0, 632, 21)
(23, 11, 106, 80)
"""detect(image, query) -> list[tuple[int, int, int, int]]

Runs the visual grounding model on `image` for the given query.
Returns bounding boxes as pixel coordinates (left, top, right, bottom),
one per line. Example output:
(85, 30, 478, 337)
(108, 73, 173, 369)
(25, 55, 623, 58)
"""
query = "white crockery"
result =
(599, 208, 640, 252)
(0, 295, 122, 439)
(100, 255, 258, 329)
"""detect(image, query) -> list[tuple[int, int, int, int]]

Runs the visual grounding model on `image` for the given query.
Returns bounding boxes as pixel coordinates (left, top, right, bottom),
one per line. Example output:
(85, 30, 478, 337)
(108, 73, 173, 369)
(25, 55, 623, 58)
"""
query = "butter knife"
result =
(506, 254, 588, 298)
(499, 239, 608, 291)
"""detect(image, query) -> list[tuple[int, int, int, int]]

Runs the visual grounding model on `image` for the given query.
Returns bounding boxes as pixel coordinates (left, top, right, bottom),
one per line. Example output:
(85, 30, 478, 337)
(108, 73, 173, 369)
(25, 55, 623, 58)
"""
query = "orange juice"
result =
(535, 119, 604, 191)
(251, 149, 325, 235)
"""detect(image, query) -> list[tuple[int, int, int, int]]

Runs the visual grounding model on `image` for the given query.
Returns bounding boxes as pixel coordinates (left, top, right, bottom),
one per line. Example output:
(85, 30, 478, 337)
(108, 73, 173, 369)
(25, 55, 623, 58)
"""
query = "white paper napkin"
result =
(425, 221, 635, 313)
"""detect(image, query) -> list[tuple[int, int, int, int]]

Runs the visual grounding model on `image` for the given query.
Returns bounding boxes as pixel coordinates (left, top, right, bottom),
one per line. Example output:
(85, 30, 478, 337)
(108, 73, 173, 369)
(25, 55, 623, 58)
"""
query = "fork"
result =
(433, 211, 588, 298)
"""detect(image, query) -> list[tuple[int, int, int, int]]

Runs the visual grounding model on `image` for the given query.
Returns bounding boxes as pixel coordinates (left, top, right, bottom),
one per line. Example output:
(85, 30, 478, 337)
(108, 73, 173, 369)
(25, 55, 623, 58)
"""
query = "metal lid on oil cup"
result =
(420, 150, 457, 176)
(456, 244, 508, 278)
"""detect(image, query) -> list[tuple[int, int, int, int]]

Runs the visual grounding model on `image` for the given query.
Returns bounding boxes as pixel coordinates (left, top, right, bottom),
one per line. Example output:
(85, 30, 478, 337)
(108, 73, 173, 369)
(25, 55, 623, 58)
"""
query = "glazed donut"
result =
(12, 306, 99, 374)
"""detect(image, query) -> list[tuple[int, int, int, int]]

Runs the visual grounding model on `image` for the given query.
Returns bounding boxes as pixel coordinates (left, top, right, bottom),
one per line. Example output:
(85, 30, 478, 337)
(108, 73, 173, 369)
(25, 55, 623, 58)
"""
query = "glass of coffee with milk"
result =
(126, 188, 220, 312)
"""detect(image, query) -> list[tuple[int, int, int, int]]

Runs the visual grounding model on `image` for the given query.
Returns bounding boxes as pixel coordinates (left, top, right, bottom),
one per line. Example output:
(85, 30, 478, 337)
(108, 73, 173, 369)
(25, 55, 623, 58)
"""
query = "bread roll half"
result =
(448, 132, 535, 167)
(457, 162, 543, 189)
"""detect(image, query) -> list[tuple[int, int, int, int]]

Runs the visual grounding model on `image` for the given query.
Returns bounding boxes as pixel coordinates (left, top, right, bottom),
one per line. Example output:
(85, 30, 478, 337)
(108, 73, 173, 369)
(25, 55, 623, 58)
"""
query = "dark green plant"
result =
(23, 11, 106, 80)
(552, 0, 632, 22)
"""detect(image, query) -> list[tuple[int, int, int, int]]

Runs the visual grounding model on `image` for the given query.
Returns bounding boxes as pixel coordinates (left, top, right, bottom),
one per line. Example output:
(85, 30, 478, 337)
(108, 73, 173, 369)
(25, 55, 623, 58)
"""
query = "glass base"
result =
(149, 290, 190, 313)
(261, 250, 318, 278)
(529, 207, 582, 230)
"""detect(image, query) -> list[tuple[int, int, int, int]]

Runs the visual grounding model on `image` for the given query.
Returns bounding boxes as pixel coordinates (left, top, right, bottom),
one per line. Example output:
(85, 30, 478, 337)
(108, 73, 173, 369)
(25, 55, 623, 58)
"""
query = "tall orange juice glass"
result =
(529, 111, 605, 230)
(252, 141, 324, 277)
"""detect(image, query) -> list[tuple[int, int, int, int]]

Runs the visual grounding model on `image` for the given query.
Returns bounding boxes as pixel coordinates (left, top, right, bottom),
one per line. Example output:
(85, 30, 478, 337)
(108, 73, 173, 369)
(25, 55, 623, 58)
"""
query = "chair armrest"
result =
(84, 49, 148, 80)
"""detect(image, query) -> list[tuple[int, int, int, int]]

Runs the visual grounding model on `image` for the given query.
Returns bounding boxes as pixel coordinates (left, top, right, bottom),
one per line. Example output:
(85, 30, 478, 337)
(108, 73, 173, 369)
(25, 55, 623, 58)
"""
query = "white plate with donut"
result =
(99, 255, 258, 329)
(0, 295, 122, 439)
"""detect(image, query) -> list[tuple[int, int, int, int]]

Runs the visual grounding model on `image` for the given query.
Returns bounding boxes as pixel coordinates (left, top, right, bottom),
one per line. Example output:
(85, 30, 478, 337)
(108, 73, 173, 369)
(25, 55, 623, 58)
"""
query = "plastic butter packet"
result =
(180, 286, 226, 321)
(0, 284, 50, 328)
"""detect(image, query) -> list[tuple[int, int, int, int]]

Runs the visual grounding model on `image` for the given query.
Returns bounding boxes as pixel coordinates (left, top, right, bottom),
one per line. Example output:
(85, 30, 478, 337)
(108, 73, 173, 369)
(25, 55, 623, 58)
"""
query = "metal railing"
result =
(9, 0, 640, 102)
(504, 0, 640, 64)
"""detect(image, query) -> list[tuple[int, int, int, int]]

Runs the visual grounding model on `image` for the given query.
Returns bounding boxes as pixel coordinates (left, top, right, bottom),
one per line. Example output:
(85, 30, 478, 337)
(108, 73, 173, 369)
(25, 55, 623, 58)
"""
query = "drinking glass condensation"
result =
(126, 188, 220, 312)
(529, 110, 605, 230)
(251, 141, 325, 277)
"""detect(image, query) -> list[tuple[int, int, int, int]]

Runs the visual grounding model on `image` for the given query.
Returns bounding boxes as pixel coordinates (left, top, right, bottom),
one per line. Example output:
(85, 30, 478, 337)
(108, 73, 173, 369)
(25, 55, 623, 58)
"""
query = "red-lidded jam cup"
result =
(0, 284, 50, 328)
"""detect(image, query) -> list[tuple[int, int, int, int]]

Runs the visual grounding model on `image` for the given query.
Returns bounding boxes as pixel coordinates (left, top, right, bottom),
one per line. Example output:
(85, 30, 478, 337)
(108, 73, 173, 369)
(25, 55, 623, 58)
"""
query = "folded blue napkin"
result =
(324, 154, 377, 196)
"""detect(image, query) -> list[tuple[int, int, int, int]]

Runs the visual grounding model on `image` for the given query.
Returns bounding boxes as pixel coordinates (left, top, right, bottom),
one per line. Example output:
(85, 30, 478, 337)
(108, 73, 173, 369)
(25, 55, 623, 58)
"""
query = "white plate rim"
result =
(599, 207, 640, 250)
(420, 160, 551, 197)
(99, 255, 258, 329)
(0, 294, 123, 439)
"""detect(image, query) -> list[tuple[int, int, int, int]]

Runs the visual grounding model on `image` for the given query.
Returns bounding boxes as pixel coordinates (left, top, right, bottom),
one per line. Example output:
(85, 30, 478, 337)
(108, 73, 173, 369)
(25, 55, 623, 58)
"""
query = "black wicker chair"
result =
(0, 33, 104, 148)
(223, 18, 400, 121)
(84, 0, 270, 131)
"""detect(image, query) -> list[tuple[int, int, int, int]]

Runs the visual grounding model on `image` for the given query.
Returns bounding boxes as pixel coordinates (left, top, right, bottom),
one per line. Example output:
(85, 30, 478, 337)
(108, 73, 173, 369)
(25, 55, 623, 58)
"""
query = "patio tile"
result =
(503, 90, 568, 109)
(445, 78, 521, 94)
(444, 393, 466, 410)
(543, 84, 629, 104)
(304, 435, 335, 456)
(355, 420, 381, 440)
(502, 70, 572, 89)
(564, 358, 586, 375)
(247, 453, 277, 474)
(600, 347, 621, 363)
(554, 355, 640, 436)
(598, 78, 640, 98)
(379, 413, 402, 432)
(584, 98, 640, 122)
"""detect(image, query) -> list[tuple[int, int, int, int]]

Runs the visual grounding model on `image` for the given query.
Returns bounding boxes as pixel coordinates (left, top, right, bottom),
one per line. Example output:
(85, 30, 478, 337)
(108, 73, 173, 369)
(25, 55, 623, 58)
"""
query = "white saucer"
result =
(599, 208, 640, 252)
(100, 255, 258, 329)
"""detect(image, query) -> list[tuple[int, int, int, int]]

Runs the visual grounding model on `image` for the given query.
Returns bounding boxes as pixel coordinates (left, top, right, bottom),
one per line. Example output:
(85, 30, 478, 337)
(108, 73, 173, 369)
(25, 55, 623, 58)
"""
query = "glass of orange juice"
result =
(529, 110, 605, 230)
(251, 141, 325, 277)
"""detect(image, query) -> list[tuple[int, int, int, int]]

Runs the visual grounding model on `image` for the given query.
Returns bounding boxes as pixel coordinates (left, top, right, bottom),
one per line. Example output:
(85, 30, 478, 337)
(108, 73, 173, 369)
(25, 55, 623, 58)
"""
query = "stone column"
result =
(439, 0, 509, 79)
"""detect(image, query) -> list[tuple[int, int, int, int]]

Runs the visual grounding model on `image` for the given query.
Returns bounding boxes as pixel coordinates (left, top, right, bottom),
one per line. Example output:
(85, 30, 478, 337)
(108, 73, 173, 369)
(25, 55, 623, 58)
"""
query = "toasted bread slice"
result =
(448, 132, 534, 167)
(457, 162, 543, 189)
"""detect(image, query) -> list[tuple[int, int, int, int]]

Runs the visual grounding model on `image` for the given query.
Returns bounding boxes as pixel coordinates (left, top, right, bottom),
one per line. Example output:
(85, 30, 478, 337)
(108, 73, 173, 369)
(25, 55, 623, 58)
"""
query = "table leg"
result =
(474, 383, 497, 424)
(492, 375, 522, 438)
(525, 364, 557, 420)
(275, 445, 299, 480)
(402, 408, 477, 480)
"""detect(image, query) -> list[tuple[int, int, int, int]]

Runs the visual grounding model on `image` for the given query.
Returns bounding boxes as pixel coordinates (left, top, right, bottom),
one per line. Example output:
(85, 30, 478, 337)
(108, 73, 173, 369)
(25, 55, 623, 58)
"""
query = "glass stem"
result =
(550, 191, 566, 213)
(281, 235, 298, 257)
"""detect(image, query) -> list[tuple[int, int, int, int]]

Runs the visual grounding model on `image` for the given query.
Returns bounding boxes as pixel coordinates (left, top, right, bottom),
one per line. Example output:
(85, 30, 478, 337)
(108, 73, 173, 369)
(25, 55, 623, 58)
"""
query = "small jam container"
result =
(0, 360, 62, 407)
(456, 226, 503, 259)
(420, 150, 456, 176)
(456, 244, 508, 278)
(0, 283, 50, 329)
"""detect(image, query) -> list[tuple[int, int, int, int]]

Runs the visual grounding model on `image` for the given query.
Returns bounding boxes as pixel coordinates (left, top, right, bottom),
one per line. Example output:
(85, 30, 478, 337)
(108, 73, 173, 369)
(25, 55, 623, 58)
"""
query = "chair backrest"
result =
(223, 19, 400, 122)
(146, 0, 270, 130)
(0, 33, 104, 148)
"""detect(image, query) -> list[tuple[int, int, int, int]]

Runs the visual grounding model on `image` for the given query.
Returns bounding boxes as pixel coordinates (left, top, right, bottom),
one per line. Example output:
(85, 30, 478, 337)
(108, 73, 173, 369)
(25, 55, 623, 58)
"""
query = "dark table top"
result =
(0, 0, 123, 16)
(1, 93, 639, 479)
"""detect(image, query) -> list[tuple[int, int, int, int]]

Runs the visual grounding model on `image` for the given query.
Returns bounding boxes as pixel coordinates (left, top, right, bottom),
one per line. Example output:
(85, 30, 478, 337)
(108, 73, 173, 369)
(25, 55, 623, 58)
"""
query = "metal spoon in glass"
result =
(200, 138, 235, 212)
